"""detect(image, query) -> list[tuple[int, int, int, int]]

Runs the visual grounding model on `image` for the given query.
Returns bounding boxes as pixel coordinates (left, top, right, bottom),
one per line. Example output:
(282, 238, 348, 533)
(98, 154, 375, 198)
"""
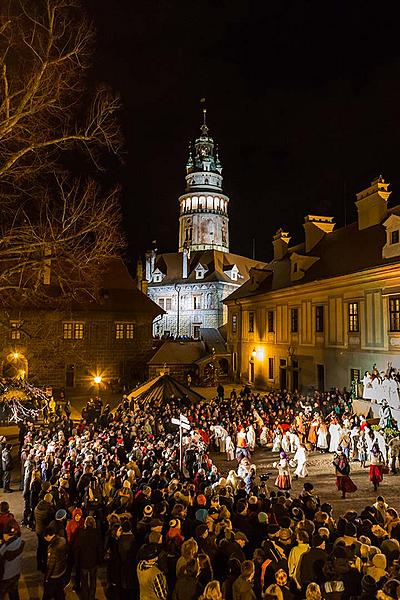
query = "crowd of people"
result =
(0, 383, 400, 599)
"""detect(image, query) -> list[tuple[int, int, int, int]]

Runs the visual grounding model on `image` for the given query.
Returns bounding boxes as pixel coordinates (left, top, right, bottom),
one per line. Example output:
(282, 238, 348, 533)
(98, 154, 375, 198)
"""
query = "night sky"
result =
(86, 1, 400, 265)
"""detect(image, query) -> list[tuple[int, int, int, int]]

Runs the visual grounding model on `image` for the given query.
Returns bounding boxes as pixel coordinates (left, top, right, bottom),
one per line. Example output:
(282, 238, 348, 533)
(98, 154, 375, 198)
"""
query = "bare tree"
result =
(0, 0, 124, 308)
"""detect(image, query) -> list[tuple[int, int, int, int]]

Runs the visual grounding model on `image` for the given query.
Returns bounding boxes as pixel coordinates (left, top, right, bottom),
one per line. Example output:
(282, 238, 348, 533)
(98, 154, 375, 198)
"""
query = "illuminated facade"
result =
(146, 112, 265, 338)
(225, 177, 400, 391)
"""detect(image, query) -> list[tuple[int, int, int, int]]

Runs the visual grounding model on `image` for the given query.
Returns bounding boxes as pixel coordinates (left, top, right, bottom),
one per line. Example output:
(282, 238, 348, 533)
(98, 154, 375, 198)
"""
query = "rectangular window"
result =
(232, 352, 237, 372)
(193, 296, 201, 310)
(10, 321, 21, 340)
(390, 297, 400, 332)
(350, 368, 360, 382)
(165, 298, 172, 311)
(63, 322, 84, 340)
(348, 302, 359, 332)
(158, 298, 165, 309)
(232, 314, 237, 334)
(391, 230, 400, 245)
(115, 323, 124, 340)
(267, 310, 274, 333)
(268, 357, 274, 380)
(248, 311, 255, 333)
(290, 308, 298, 333)
(115, 323, 134, 340)
(126, 323, 134, 339)
(315, 305, 324, 332)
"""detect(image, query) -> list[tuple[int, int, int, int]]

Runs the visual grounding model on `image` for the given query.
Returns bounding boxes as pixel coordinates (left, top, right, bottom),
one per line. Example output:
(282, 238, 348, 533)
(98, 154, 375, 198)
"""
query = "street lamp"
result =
(251, 348, 256, 359)
(13, 352, 19, 360)
(174, 283, 182, 339)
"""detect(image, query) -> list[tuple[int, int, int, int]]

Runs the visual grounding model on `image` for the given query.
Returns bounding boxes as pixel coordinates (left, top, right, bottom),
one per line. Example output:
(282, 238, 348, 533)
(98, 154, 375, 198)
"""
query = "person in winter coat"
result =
(0, 501, 15, 539)
(28, 470, 42, 529)
(364, 552, 388, 584)
(232, 560, 256, 600)
(137, 542, 168, 600)
(75, 516, 103, 600)
(1, 444, 13, 492)
(34, 493, 55, 572)
(222, 558, 242, 600)
(0, 519, 25, 599)
(118, 519, 138, 598)
(172, 558, 203, 600)
(349, 574, 378, 600)
(43, 525, 68, 599)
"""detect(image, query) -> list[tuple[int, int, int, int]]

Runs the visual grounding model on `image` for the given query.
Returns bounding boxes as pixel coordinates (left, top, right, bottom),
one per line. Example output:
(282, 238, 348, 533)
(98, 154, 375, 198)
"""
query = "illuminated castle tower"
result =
(178, 109, 229, 253)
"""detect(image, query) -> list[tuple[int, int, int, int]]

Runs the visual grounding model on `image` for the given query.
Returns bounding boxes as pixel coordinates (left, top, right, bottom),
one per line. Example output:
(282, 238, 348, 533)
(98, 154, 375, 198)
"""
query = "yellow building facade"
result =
(225, 177, 400, 391)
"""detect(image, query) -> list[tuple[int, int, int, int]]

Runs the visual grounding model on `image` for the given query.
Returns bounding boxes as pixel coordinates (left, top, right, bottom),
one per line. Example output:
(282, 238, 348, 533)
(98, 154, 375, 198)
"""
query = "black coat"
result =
(75, 527, 103, 569)
(172, 574, 203, 600)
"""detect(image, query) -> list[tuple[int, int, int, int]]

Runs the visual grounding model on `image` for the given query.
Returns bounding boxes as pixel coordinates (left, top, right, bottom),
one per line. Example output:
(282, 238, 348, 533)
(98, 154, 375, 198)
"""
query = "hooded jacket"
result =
(365, 553, 387, 583)
(66, 508, 84, 545)
(0, 535, 25, 580)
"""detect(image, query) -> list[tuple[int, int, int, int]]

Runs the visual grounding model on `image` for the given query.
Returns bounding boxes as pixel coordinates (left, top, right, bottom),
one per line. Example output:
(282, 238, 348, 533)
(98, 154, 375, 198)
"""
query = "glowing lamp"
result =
(13, 352, 19, 359)
(93, 376, 102, 385)
(251, 348, 256, 359)
(256, 348, 264, 361)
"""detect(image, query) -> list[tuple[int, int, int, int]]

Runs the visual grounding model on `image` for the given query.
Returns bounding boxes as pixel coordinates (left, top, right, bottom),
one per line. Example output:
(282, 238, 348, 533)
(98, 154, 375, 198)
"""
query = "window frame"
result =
(63, 321, 85, 340)
(267, 310, 274, 333)
(348, 302, 359, 332)
(391, 230, 400, 245)
(248, 311, 255, 333)
(268, 357, 274, 380)
(115, 322, 135, 340)
(232, 314, 237, 334)
(10, 320, 21, 340)
(389, 296, 400, 332)
(290, 308, 299, 333)
(315, 305, 324, 333)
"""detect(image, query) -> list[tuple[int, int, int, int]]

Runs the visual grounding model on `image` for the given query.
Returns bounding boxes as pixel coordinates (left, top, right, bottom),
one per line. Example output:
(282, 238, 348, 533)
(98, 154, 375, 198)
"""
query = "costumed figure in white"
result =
(316, 421, 328, 452)
(289, 429, 299, 453)
(225, 434, 235, 461)
(237, 457, 251, 480)
(272, 428, 282, 452)
(282, 431, 291, 454)
(329, 419, 342, 453)
(362, 371, 374, 400)
(293, 443, 308, 479)
(246, 424, 256, 453)
(259, 426, 269, 447)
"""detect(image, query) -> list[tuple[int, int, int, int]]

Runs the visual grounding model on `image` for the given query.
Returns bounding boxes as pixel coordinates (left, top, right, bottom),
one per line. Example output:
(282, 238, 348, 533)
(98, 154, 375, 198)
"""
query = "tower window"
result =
(10, 320, 21, 340)
(391, 230, 400, 245)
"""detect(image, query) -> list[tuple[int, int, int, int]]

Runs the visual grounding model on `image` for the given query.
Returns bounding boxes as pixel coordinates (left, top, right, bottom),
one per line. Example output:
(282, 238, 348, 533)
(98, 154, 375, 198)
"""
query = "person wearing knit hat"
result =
(44, 493, 53, 504)
(55, 509, 67, 521)
(258, 512, 268, 524)
(196, 494, 207, 506)
(143, 505, 153, 518)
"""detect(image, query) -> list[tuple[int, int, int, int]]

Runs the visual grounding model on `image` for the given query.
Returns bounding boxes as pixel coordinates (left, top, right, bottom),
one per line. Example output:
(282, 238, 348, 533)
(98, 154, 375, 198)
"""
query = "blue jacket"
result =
(0, 536, 25, 580)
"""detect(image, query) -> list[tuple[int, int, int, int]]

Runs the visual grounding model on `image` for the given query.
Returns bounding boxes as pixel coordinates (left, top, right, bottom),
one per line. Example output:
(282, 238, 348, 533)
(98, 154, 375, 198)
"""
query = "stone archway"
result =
(2, 351, 28, 380)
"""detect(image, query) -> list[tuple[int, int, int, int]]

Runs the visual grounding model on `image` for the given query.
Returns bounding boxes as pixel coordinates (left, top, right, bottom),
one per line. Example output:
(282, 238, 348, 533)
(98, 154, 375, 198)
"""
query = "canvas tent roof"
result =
(127, 373, 205, 406)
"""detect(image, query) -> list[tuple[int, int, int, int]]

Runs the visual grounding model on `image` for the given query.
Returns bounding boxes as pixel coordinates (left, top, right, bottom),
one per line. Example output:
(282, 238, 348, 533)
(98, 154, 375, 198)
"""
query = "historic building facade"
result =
(0, 260, 162, 390)
(145, 111, 265, 338)
(225, 176, 400, 392)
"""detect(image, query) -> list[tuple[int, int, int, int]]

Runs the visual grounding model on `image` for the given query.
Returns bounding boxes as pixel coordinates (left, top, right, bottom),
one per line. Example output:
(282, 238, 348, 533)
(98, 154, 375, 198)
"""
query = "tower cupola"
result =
(179, 108, 230, 253)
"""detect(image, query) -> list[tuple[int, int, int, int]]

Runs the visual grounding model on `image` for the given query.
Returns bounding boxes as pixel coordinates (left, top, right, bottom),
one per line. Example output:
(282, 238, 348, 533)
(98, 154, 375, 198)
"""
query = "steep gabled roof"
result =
(127, 373, 205, 406)
(149, 250, 266, 286)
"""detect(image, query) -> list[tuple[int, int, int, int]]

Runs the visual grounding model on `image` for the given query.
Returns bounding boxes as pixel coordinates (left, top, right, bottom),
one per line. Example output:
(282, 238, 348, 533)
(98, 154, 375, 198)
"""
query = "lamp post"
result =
(93, 375, 102, 396)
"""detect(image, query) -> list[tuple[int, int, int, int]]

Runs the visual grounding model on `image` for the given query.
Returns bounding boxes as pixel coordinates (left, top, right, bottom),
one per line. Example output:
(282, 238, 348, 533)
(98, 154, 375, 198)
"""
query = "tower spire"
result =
(200, 98, 208, 134)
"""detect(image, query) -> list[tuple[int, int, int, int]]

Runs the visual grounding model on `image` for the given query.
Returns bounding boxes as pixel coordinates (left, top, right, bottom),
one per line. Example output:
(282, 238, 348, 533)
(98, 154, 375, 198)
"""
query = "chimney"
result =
(303, 215, 335, 253)
(272, 229, 291, 260)
(145, 248, 157, 282)
(136, 258, 148, 294)
(355, 176, 391, 230)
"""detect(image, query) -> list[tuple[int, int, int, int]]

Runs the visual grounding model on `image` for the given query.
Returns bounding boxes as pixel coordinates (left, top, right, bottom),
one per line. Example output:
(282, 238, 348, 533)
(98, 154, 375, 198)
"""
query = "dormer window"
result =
(383, 215, 400, 259)
(195, 263, 208, 280)
(293, 263, 298, 273)
(152, 268, 164, 283)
